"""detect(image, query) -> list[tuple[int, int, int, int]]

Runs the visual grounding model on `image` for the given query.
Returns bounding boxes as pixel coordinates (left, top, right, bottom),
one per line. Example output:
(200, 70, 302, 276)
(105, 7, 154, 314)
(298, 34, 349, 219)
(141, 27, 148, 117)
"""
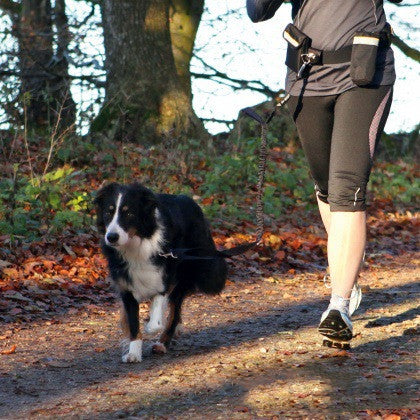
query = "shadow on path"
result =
(1, 280, 418, 417)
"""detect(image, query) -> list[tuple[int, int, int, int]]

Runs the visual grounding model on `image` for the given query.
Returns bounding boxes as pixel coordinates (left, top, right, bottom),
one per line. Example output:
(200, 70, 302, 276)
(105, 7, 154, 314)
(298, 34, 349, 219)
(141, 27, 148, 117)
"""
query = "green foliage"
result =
(199, 134, 314, 222)
(0, 165, 91, 240)
(0, 125, 417, 242)
(369, 161, 419, 205)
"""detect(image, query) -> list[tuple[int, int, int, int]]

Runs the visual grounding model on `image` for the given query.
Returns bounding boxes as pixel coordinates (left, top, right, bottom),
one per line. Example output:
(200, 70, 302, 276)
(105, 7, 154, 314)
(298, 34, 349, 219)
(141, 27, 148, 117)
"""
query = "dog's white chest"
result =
(126, 259, 164, 301)
(117, 234, 165, 301)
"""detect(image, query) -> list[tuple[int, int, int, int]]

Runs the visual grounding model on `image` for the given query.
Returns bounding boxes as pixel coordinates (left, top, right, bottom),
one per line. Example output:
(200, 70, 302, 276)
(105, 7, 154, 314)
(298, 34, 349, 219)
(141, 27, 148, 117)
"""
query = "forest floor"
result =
(1, 246, 418, 418)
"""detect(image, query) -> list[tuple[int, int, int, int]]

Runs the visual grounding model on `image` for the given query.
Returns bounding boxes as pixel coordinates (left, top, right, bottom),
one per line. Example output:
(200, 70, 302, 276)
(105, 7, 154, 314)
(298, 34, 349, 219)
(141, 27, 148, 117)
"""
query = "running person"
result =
(246, 0, 396, 348)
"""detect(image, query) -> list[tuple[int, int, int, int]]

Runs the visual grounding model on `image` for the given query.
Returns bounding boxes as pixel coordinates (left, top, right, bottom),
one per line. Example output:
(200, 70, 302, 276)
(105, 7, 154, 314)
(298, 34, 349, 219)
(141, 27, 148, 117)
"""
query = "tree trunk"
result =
(19, 0, 54, 129)
(52, 0, 76, 129)
(169, 0, 204, 94)
(95, 0, 206, 144)
(18, 0, 75, 132)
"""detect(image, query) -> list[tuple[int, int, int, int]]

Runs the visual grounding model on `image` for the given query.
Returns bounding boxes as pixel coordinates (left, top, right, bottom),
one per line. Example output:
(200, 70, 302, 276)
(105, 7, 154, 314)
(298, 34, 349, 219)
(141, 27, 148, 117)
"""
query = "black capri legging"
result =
(288, 85, 393, 212)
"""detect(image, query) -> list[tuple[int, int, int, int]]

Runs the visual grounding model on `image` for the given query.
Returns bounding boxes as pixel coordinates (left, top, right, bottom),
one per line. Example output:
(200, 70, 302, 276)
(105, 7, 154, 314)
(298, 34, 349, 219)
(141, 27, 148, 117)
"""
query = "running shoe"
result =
(318, 308, 353, 349)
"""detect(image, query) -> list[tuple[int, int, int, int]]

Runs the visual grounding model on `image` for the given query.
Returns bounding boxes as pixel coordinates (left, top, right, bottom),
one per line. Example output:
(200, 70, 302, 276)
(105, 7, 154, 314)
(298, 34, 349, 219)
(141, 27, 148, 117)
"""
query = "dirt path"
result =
(0, 253, 418, 419)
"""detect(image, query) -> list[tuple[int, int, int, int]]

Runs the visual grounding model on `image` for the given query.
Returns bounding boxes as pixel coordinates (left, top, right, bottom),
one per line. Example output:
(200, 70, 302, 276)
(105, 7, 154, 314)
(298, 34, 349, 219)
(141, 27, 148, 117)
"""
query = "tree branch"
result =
(200, 117, 236, 124)
(192, 55, 278, 97)
(0, 69, 106, 87)
(392, 34, 420, 63)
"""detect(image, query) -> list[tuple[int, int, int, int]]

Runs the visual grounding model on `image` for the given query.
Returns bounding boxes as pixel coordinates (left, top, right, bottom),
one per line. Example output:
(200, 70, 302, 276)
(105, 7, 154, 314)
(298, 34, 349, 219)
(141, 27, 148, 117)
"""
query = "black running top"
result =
(246, 0, 396, 96)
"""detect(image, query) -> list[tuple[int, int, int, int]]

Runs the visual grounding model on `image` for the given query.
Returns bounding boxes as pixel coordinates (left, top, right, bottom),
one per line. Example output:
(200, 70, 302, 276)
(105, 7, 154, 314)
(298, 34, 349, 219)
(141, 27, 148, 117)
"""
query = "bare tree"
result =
(0, 0, 76, 131)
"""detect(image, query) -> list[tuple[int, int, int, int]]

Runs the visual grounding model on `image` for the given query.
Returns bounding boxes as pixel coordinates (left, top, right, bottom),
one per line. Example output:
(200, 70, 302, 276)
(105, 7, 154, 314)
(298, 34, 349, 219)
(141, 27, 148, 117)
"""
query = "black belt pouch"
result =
(350, 31, 380, 86)
(283, 23, 311, 73)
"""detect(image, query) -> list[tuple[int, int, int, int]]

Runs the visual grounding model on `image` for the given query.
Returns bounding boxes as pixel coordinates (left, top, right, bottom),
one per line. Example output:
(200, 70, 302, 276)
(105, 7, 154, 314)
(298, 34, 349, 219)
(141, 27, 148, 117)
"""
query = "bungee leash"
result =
(159, 93, 291, 261)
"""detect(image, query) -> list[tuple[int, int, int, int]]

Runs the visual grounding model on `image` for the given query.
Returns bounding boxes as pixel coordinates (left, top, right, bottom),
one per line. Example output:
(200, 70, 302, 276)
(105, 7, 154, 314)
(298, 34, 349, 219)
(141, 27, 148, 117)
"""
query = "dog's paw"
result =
(144, 321, 163, 335)
(122, 339, 142, 363)
(151, 342, 167, 355)
(122, 352, 142, 363)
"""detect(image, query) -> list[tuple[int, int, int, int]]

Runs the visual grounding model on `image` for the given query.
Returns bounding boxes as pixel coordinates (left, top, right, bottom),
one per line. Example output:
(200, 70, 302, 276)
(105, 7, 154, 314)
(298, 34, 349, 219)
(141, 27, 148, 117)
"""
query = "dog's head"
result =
(94, 182, 158, 248)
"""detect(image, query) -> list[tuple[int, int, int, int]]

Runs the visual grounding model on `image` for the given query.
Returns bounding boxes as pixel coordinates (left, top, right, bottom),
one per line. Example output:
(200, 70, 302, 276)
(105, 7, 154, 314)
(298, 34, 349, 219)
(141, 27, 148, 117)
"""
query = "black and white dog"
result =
(94, 182, 227, 363)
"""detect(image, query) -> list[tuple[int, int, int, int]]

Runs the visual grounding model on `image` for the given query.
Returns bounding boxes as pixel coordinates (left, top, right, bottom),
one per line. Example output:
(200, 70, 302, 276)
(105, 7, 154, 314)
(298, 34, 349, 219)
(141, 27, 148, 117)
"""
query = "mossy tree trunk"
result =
(95, 0, 206, 144)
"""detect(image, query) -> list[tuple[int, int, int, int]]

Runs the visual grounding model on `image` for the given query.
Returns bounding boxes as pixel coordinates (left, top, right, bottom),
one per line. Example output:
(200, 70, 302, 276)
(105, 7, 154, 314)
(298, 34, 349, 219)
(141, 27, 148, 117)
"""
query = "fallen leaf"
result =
(1, 344, 16, 355)
(274, 250, 286, 261)
(384, 415, 401, 420)
(332, 350, 350, 357)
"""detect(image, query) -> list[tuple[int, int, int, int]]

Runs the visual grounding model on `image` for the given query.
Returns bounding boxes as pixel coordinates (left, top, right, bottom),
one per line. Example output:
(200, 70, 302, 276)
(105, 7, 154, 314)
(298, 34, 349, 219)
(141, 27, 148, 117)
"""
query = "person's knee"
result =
(328, 172, 367, 212)
(314, 183, 329, 204)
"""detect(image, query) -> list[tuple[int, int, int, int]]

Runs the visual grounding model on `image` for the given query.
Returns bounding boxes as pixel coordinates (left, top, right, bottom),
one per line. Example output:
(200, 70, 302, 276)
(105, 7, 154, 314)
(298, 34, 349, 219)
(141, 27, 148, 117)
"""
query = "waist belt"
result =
(312, 34, 391, 66)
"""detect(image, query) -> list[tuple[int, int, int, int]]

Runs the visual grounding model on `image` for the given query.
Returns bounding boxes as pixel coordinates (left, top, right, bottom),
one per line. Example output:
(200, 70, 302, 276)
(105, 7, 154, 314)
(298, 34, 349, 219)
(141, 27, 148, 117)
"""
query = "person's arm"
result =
(246, 0, 284, 23)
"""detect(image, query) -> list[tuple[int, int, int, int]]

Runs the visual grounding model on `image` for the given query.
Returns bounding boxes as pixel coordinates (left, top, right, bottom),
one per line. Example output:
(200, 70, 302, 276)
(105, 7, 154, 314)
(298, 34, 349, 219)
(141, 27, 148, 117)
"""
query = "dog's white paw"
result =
(151, 342, 167, 355)
(122, 352, 142, 363)
(122, 339, 142, 363)
(144, 321, 163, 335)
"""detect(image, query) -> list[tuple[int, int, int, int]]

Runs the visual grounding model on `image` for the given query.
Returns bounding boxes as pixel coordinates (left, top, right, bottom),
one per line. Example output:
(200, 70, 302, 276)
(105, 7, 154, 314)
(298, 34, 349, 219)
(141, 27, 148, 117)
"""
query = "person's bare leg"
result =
(317, 197, 331, 234)
(328, 211, 366, 298)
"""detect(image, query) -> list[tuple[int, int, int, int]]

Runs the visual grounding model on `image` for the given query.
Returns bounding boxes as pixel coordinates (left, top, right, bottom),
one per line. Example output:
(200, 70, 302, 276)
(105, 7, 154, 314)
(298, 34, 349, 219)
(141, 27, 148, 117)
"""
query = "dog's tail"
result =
(177, 256, 227, 295)
(197, 256, 228, 295)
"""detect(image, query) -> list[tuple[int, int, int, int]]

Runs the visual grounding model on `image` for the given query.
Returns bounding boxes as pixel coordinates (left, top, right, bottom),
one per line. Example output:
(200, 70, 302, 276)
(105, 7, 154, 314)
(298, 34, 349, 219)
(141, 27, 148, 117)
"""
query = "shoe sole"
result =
(318, 309, 353, 342)
(322, 338, 351, 350)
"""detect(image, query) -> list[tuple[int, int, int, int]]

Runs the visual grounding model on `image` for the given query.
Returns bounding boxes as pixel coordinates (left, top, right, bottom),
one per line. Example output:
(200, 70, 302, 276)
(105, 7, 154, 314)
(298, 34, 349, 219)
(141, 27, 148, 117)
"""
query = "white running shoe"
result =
(349, 283, 362, 316)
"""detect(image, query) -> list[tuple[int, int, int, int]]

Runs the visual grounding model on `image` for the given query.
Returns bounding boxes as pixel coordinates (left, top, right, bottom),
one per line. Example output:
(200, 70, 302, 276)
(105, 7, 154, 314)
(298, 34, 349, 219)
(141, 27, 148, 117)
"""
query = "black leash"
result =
(160, 94, 291, 261)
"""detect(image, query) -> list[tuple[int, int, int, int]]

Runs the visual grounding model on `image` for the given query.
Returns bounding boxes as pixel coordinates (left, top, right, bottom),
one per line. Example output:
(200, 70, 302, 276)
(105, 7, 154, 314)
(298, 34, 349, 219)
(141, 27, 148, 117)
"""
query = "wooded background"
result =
(0, 0, 418, 143)
(0, 0, 418, 243)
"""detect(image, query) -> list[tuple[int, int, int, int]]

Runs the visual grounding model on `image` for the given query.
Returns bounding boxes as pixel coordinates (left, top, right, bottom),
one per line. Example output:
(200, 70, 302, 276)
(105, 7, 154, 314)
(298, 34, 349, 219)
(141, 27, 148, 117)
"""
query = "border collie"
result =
(94, 182, 227, 363)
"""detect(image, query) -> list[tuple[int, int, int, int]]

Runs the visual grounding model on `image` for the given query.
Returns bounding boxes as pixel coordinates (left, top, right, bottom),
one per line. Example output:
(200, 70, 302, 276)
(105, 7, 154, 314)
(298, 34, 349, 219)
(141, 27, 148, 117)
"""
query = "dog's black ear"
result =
(94, 182, 119, 207)
(94, 183, 119, 234)
(130, 183, 157, 212)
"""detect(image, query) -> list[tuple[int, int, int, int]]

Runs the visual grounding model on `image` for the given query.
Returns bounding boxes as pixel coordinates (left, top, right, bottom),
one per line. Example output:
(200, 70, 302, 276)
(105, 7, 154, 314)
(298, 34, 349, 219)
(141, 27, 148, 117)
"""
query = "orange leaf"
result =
(1, 344, 16, 355)
(289, 238, 302, 250)
(42, 260, 54, 270)
(2, 268, 19, 278)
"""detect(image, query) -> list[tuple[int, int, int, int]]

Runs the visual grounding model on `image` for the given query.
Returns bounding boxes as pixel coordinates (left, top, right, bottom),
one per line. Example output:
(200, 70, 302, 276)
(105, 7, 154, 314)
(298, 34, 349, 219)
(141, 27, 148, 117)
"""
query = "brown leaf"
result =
(42, 260, 55, 270)
(332, 350, 350, 357)
(274, 250, 286, 261)
(289, 238, 302, 250)
(1, 344, 16, 355)
(2, 268, 19, 278)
